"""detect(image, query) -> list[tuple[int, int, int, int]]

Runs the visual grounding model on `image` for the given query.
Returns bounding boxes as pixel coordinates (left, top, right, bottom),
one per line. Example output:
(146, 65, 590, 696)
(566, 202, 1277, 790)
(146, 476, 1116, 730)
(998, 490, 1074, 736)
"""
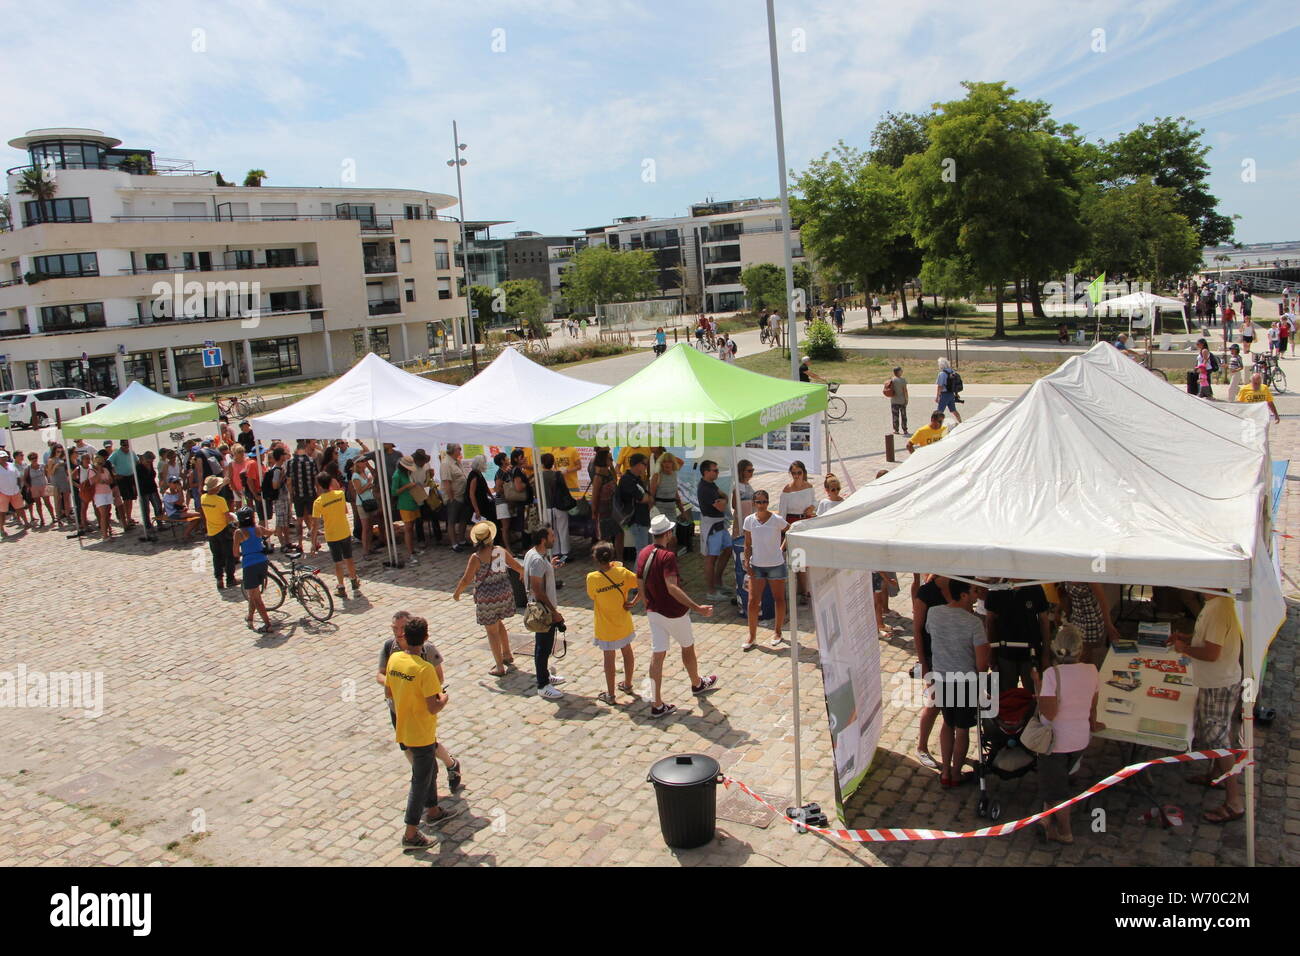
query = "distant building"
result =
(500, 231, 587, 314)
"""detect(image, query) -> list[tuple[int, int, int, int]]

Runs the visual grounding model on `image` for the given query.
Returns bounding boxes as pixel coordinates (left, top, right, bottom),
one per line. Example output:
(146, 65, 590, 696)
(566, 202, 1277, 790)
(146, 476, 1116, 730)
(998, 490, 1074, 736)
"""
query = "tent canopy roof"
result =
(1101, 291, 1187, 312)
(250, 353, 456, 443)
(790, 344, 1270, 589)
(61, 382, 217, 440)
(532, 342, 827, 447)
(381, 345, 610, 449)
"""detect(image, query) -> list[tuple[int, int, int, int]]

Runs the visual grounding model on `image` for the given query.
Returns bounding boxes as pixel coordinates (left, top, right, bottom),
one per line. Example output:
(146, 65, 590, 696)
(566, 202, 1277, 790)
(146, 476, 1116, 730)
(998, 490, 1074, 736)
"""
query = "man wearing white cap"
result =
(636, 513, 719, 718)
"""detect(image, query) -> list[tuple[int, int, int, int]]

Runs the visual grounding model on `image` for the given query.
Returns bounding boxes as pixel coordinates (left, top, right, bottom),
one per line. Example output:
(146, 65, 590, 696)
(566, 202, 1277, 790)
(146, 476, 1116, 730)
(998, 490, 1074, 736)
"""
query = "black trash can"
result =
(647, 754, 723, 849)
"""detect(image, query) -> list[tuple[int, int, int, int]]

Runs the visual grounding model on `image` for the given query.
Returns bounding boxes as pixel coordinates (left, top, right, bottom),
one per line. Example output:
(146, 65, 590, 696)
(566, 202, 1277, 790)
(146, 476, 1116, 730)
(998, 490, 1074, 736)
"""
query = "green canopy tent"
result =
(62, 382, 217, 441)
(533, 342, 827, 450)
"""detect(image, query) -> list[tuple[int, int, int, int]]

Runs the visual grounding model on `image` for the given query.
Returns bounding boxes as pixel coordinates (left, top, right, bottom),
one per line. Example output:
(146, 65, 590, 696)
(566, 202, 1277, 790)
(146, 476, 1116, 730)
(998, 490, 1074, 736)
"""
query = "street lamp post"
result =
(447, 121, 478, 373)
(765, 0, 800, 382)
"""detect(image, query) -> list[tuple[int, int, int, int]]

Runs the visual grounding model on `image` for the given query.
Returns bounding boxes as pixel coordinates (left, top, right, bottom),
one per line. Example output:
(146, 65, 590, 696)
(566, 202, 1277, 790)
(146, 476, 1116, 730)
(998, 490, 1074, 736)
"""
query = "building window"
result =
(231, 250, 254, 268)
(22, 197, 92, 225)
(183, 251, 213, 271)
(438, 278, 452, 300)
(124, 351, 156, 390)
(24, 361, 40, 389)
(404, 205, 422, 220)
(39, 302, 106, 332)
(434, 240, 450, 270)
(353, 328, 390, 360)
(399, 239, 412, 264)
(171, 347, 226, 391)
(265, 248, 297, 268)
(251, 337, 302, 379)
(32, 252, 98, 279)
(51, 356, 118, 395)
(404, 279, 416, 303)
(144, 252, 168, 271)
(268, 291, 302, 313)
(426, 322, 445, 350)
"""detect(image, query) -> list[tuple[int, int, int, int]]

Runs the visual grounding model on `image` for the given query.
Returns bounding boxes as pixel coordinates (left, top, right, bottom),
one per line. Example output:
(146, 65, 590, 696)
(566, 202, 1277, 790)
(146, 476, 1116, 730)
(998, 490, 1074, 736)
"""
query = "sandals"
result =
(597, 692, 618, 705)
(489, 666, 507, 677)
(940, 771, 976, 788)
(617, 681, 636, 695)
(1203, 805, 1245, 825)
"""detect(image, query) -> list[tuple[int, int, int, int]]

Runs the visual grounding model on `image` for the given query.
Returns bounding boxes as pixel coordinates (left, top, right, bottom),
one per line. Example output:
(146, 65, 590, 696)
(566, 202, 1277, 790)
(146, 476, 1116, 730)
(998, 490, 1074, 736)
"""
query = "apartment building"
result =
(0, 127, 471, 395)
(587, 198, 807, 313)
(501, 232, 587, 313)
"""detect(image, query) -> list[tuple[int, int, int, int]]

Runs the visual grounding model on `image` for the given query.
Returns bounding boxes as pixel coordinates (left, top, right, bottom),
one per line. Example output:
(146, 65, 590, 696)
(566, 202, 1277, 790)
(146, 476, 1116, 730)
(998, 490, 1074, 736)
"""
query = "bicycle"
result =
(825, 381, 847, 421)
(216, 393, 266, 418)
(1258, 354, 1287, 393)
(1139, 350, 1169, 381)
(262, 548, 335, 622)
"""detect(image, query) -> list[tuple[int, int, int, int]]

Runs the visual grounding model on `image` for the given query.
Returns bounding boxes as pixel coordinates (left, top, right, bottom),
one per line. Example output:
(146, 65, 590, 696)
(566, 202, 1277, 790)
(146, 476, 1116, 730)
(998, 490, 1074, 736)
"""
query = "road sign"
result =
(202, 347, 223, 369)
(470, 309, 480, 319)
(0, 354, 7, 366)
(203, 339, 215, 348)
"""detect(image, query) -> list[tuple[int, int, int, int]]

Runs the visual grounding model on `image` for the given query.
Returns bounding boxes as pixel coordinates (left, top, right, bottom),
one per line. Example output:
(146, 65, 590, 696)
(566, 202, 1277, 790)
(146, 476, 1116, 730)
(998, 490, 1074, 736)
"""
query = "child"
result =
(585, 541, 641, 705)
(233, 507, 277, 633)
(162, 477, 203, 540)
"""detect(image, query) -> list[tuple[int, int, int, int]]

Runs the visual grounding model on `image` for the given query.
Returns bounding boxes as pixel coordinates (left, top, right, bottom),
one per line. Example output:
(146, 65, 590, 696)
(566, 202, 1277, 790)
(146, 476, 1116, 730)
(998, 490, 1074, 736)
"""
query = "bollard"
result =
(55, 408, 62, 428)
(885, 433, 896, 462)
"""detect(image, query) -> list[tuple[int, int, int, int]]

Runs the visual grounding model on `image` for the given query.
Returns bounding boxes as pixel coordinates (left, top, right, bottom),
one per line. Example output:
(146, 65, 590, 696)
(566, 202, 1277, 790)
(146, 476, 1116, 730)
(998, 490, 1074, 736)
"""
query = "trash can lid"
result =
(648, 753, 720, 787)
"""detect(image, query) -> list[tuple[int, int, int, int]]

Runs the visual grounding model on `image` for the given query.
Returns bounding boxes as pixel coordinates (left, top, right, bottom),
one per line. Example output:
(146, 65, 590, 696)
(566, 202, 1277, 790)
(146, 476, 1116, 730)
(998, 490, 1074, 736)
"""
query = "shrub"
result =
(805, 320, 841, 360)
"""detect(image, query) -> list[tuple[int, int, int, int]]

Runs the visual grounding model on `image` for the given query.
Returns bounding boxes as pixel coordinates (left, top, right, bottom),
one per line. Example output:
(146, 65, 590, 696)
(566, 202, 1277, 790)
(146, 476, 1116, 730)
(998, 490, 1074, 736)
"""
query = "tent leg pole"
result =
(788, 550, 802, 809)
(371, 422, 398, 568)
(822, 409, 830, 478)
(533, 446, 548, 521)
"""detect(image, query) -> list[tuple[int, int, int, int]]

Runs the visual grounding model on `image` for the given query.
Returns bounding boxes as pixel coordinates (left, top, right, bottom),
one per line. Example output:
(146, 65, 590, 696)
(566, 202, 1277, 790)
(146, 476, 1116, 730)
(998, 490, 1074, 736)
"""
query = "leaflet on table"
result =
(809, 566, 882, 819)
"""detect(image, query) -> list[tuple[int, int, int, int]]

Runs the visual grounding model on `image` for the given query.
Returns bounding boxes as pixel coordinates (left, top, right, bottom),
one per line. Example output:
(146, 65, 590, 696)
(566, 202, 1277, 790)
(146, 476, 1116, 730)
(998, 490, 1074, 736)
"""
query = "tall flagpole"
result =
(766, 0, 800, 381)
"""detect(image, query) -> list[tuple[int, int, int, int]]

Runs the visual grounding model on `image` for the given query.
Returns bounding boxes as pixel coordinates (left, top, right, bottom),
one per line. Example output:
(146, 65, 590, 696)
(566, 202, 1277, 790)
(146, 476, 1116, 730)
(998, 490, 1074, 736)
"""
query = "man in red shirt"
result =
(636, 513, 719, 718)
(227, 443, 264, 520)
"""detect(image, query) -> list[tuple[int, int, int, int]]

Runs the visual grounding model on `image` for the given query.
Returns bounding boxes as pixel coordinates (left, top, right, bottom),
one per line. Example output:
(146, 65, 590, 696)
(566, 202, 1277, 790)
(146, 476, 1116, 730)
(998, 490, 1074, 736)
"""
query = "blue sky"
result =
(4, 0, 1298, 243)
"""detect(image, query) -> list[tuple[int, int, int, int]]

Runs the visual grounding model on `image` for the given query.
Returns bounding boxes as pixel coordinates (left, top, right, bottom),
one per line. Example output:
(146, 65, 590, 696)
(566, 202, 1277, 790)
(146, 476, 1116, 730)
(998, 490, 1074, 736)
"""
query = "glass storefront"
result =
(353, 328, 390, 360)
(251, 337, 301, 379)
(51, 357, 118, 396)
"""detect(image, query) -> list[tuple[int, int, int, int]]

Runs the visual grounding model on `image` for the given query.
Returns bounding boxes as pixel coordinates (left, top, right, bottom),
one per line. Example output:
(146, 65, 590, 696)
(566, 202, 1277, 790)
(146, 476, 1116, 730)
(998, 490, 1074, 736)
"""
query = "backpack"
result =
(1207, 351, 1220, 374)
(883, 379, 895, 398)
(611, 476, 634, 527)
(262, 465, 282, 501)
(945, 370, 964, 394)
(729, 338, 738, 356)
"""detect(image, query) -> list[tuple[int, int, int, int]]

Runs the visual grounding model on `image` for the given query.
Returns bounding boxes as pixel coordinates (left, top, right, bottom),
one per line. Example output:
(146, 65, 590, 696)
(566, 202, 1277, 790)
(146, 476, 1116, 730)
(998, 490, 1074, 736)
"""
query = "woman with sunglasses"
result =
(741, 490, 788, 649)
(780, 460, 816, 604)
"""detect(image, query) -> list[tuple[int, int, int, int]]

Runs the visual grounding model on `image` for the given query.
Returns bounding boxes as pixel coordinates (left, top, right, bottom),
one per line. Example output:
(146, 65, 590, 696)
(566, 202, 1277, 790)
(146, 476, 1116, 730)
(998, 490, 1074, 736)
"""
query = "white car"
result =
(3, 388, 111, 428)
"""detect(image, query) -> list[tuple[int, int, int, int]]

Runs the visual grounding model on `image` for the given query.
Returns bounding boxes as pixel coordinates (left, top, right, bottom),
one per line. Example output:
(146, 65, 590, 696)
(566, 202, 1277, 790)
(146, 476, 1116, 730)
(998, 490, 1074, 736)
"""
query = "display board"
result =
(737, 414, 823, 474)
(1092, 641, 1196, 751)
(808, 565, 883, 817)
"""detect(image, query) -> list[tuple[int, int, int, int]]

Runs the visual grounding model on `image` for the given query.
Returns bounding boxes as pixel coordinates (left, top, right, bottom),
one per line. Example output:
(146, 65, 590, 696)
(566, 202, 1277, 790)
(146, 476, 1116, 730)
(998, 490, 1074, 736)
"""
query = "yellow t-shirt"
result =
(585, 563, 638, 642)
(311, 489, 350, 543)
(1236, 384, 1274, 404)
(200, 493, 230, 536)
(909, 425, 946, 448)
(386, 650, 442, 748)
(617, 447, 653, 473)
(545, 447, 582, 490)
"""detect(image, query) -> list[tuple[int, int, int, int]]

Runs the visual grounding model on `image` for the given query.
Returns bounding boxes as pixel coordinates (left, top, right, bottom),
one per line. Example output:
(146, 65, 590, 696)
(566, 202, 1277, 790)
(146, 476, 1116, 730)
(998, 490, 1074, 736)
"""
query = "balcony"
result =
(368, 299, 401, 316)
(6, 159, 213, 176)
(107, 212, 459, 225)
(134, 300, 321, 325)
(363, 256, 397, 274)
(39, 318, 108, 334)
(119, 259, 318, 275)
(705, 247, 741, 265)
(0, 277, 23, 288)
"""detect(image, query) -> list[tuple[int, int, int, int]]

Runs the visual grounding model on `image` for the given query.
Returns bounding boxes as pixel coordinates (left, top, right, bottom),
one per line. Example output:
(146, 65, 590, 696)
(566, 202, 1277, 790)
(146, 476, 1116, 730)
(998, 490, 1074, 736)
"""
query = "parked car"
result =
(3, 388, 111, 427)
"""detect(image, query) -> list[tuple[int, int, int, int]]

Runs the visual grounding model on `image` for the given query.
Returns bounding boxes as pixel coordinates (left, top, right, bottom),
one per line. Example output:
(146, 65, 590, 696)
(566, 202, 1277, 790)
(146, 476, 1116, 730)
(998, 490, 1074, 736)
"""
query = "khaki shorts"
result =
(647, 610, 695, 654)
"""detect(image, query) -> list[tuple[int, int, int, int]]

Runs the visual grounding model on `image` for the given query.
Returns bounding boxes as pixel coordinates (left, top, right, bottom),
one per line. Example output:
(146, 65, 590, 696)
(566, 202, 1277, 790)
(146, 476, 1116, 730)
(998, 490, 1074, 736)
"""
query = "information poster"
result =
(808, 565, 882, 817)
(738, 414, 822, 474)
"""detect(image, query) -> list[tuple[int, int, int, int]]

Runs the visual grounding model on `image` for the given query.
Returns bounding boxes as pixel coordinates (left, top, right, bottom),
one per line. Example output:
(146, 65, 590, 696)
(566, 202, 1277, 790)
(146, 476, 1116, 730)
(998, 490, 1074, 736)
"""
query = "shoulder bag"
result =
(1022, 664, 1061, 754)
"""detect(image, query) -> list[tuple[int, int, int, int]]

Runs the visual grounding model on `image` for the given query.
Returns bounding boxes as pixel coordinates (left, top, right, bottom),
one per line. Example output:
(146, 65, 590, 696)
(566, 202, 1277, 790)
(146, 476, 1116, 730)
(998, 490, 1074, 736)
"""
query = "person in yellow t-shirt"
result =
(200, 475, 238, 591)
(311, 473, 359, 599)
(616, 446, 654, 474)
(385, 616, 457, 849)
(544, 446, 582, 492)
(585, 541, 642, 706)
(907, 412, 947, 454)
(1234, 372, 1280, 423)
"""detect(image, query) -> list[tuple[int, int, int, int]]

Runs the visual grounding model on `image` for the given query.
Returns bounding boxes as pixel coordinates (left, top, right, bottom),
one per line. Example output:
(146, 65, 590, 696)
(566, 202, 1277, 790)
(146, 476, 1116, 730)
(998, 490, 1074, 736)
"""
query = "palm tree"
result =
(243, 169, 268, 187)
(16, 166, 58, 224)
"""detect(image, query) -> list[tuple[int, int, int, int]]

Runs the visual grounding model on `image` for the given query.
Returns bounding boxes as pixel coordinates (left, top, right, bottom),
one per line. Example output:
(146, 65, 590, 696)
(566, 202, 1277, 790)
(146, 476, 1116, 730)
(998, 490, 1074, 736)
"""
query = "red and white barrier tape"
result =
(722, 747, 1250, 842)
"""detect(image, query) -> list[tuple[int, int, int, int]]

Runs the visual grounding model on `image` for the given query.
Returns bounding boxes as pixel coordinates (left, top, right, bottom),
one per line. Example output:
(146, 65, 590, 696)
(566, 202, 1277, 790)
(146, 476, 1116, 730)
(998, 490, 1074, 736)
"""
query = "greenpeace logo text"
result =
(758, 397, 807, 428)
(0, 664, 103, 718)
(50, 886, 151, 936)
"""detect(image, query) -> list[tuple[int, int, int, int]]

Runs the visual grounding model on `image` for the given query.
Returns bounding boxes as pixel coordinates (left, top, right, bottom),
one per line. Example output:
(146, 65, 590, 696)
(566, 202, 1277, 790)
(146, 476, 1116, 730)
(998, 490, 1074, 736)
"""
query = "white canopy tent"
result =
(788, 343, 1284, 864)
(1101, 290, 1190, 335)
(249, 353, 458, 566)
(249, 352, 456, 442)
(379, 346, 610, 518)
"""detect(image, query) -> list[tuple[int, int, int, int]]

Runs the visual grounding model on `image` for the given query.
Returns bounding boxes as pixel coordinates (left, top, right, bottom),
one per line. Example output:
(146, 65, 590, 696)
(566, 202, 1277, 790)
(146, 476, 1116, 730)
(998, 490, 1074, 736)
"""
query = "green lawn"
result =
(848, 311, 1075, 341)
(736, 348, 1063, 384)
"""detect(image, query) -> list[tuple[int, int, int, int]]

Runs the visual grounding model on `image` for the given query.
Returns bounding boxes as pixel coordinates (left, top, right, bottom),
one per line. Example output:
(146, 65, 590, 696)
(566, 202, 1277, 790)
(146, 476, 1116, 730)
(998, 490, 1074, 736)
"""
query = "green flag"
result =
(1087, 273, 1106, 305)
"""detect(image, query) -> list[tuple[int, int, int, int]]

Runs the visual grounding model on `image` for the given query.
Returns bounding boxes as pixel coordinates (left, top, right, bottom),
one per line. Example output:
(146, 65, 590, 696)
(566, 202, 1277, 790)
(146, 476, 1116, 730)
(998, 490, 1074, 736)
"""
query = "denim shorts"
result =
(936, 392, 958, 412)
(705, 524, 733, 556)
(750, 563, 787, 580)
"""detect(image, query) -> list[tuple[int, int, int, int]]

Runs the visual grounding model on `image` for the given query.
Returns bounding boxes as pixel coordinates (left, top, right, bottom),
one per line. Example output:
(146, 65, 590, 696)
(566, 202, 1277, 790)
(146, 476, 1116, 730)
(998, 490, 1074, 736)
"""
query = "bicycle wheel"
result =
(262, 565, 286, 611)
(826, 396, 847, 420)
(1273, 367, 1287, 393)
(295, 573, 334, 622)
(248, 394, 266, 413)
(1148, 367, 1168, 381)
(232, 398, 251, 418)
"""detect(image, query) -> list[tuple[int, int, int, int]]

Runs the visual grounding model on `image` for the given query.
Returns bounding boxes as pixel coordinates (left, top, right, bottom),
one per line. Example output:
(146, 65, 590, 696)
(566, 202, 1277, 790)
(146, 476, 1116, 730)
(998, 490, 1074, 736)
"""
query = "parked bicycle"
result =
(825, 381, 847, 421)
(262, 548, 334, 623)
(216, 392, 266, 418)
(1257, 353, 1288, 393)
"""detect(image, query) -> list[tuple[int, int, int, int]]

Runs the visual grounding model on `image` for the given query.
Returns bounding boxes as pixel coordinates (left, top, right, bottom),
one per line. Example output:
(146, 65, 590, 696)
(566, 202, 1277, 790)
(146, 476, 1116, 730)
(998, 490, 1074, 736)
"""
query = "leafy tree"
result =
(740, 263, 785, 311)
(0, 195, 10, 231)
(918, 256, 980, 315)
(869, 111, 930, 168)
(560, 245, 657, 312)
(1099, 117, 1233, 247)
(901, 81, 1082, 336)
(468, 284, 497, 340)
(16, 166, 58, 223)
(501, 279, 550, 337)
(1078, 179, 1202, 289)
(243, 169, 268, 187)
(792, 143, 921, 329)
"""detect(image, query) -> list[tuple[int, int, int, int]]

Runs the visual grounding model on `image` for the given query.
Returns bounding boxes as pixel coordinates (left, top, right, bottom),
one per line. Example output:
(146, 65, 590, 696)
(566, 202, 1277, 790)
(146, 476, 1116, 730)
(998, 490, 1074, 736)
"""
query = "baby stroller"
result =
(975, 687, 1037, 820)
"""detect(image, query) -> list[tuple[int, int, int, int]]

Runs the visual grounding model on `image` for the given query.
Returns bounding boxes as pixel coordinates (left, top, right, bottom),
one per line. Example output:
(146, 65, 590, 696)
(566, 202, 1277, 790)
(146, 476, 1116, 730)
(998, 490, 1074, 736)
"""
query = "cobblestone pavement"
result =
(2, 390, 1298, 867)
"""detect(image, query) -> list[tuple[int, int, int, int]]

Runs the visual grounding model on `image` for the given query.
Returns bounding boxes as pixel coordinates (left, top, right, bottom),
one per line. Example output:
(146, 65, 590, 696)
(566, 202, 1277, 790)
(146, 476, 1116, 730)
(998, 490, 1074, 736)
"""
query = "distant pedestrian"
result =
(886, 365, 909, 434)
(936, 357, 963, 423)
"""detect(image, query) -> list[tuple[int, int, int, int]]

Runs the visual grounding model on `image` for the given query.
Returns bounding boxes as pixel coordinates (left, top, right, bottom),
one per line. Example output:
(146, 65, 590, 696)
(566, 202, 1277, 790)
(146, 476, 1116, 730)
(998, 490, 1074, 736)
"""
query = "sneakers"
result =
(446, 759, 463, 792)
(691, 675, 720, 695)
(335, 585, 347, 599)
(548, 674, 567, 686)
(649, 702, 677, 719)
(350, 577, 362, 595)
(422, 805, 463, 829)
(538, 684, 564, 700)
